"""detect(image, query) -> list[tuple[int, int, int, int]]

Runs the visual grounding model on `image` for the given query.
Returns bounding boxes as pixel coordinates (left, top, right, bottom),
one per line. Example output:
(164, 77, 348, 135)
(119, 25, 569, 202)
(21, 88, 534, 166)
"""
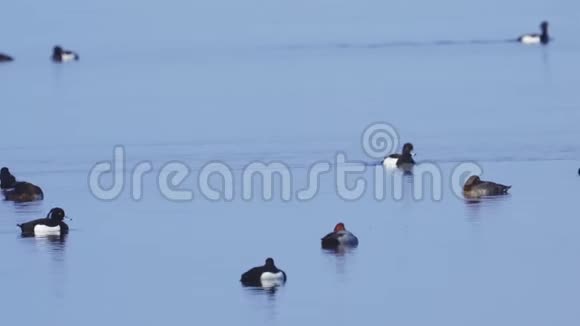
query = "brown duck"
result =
(463, 175, 511, 198)
(3, 181, 44, 202)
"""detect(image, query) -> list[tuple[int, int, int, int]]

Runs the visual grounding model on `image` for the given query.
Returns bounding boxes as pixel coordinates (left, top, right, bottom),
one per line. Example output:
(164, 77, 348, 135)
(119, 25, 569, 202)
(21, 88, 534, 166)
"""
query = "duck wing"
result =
(396, 155, 415, 167)
(321, 231, 340, 248)
(240, 266, 264, 285)
(17, 218, 49, 235)
(63, 50, 80, 60)
(11, 181, 43, 200)
(519, 32, 540, 39)
(480, 181, 511, 195)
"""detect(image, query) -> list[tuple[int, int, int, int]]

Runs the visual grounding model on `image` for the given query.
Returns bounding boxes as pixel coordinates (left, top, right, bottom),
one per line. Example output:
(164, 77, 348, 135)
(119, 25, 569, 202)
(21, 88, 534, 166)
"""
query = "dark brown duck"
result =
(463, 175, 511, 197)
(3, 181, 44, 202)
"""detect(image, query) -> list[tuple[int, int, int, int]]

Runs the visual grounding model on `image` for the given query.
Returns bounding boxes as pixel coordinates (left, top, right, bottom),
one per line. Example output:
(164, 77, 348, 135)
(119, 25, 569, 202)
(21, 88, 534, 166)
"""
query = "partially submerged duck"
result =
(463, 175, 511, 198)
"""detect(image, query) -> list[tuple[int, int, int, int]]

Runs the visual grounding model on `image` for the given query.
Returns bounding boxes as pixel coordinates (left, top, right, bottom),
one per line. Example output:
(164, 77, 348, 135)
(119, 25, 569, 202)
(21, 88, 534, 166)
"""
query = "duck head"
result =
(0, 167, 10, 176)
(334, 223, 346, 232)
(47, 207, 67, 222)
(265, 257, 275, 267)
(463, 175, 482, 190)
(402, 143, 415, 157)
(540, 21, 549, 33)
(53, 46, 63, 56)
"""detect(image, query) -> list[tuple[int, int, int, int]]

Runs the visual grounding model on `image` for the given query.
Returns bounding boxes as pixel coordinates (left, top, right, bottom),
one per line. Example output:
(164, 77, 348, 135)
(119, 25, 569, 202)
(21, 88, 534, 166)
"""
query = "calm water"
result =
(1, 0, 580, 325)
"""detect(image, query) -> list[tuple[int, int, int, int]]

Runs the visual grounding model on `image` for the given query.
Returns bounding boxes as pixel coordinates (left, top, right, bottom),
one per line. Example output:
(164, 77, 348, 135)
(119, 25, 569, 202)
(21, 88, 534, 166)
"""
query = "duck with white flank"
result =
(463, 175, 511, 198)
(18, 208, 70, 237)
(382, 142, 416, 171)
(240, 258, 287, 288)
(321, 223, 359, 249)
(518, 21, 550, 45)
(52, 45, 79, 62)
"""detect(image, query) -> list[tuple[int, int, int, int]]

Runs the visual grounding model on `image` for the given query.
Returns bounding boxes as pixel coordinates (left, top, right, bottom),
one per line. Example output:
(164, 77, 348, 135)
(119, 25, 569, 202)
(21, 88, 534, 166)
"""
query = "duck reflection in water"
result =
(21, 233, 68, 248)
(322, 244, 358, 256)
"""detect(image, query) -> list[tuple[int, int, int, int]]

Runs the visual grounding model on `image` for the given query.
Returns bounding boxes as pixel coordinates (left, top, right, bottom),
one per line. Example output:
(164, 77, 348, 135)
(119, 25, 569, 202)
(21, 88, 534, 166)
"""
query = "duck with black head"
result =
(518, 21, 550, 45)
(0, 53, 13, 62)
(3, 180, 44, 202)
(18, 208, 70, 237)
(463, 175, 511, 198)
(240, 258, 287, 288)
(52, 45, 79, 62)
(321, 222, 359, 249)
(0, 167, 17, 189)
(382, 142, 416, 171)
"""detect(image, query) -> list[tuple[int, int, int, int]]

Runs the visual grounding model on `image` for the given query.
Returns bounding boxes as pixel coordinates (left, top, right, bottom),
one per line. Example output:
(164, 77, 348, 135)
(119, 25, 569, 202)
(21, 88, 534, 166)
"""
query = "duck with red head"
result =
(321, 223, 359, 249)
(240, 258, 287, 288)
(463, 175, 511, 198)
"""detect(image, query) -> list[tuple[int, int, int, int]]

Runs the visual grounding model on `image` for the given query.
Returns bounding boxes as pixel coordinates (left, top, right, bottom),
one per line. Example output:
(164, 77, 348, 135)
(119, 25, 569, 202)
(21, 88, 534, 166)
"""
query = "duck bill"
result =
(411, 151, 416, 157)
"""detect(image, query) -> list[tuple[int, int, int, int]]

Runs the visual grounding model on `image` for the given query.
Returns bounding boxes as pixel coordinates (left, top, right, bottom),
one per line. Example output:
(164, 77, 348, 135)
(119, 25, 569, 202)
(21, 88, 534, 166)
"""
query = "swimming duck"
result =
(321, 222, 359, 249)
(463, 175, 511, 197)
(18, 207, 69, 237)
(518, 21, 550, 45)
(240, 258, 287, 287)
(3, 181, 44, 202)
(382, 143, 416, 170)
(52, 45, 79, 62)
(0, 167, 17, 189)
(0, 53, 13, 62)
